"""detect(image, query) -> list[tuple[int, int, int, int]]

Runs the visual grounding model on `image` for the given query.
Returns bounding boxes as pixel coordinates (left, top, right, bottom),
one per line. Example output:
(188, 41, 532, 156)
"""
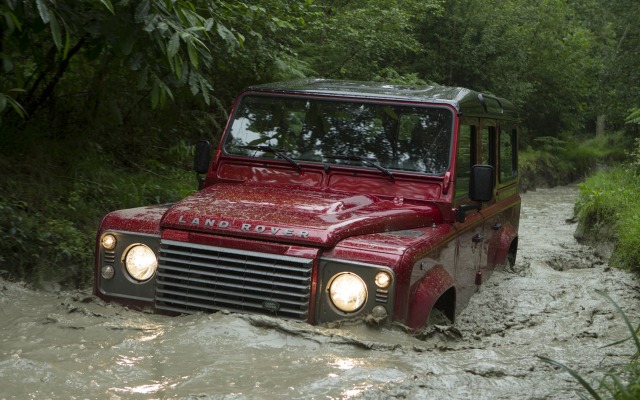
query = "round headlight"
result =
(101, 265, 115, 280)
(124, 244, 157, 281)
(102, 234, 117, 250)
(328, 273, 367, 313)
(375, 271, 391, 288)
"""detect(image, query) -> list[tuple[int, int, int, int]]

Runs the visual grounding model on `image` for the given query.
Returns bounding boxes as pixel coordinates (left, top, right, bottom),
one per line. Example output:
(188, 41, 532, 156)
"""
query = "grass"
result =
(574, 155, 640, 274)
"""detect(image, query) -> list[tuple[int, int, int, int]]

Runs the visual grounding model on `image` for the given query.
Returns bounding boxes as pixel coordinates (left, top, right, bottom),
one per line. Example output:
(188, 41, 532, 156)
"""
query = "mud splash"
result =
(1, 185, 639, 399)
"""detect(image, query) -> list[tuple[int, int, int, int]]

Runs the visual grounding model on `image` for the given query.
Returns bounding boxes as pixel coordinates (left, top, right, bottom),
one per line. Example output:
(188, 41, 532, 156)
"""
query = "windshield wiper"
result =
(324, 154, 395, 182)
(239, 145, 301, 172)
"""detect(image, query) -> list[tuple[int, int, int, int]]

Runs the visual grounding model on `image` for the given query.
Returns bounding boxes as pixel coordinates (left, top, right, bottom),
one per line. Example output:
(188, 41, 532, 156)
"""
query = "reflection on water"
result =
(329, 357, 362, 371)
(111, 381, 173, 395)
(1, 186, 639, 399)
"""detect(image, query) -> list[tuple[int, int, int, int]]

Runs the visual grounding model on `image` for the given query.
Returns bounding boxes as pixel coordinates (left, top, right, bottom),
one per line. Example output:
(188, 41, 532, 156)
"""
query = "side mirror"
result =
(194, 140, 212, 174)
(194, 140, 212, 190)
(455, 165, 495, 223)
(469, 164, 495, 203)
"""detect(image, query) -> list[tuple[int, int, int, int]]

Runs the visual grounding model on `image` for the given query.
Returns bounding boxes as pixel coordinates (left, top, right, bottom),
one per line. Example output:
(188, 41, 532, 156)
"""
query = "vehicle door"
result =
(453, 119, 487, 307)
(481, 124, 520, 271)
(476, 120, 498, 281)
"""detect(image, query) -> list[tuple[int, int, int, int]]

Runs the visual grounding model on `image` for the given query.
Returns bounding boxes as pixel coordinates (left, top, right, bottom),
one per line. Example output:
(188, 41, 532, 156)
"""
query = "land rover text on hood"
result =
(94, 79, 521, 330)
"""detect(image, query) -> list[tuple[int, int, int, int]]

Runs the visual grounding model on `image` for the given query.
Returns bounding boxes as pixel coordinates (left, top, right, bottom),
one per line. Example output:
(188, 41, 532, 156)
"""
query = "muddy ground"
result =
(1, 185, 639, 399)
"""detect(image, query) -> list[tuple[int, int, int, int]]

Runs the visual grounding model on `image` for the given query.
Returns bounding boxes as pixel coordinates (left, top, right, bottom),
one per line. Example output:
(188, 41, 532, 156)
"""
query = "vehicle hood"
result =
(161, 183, 437, 247)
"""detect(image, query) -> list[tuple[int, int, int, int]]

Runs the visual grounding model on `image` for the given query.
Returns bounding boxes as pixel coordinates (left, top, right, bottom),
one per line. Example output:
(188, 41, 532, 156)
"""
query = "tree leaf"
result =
(135, 0, 150, 24)
(187, 41, 198, 69)
(203, 18, 213, 32)
(61, 19, 71, 59)
(49, 15, 63, 50)
(167, 32, 180, 58)
(100, 0, 115, 15)
(199, 75, 210, 105)
(216, 22, 238, 47)
(4, 10, 22, 32)
(169, 54, 180, 79)
(0, 94, 7, 112)
(35, 0, 50, 23)
(188, 73, 199, 96)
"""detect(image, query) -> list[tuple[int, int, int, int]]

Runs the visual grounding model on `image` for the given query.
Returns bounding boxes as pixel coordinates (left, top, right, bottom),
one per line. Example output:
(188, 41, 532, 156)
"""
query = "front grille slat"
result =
(155, 239, 314, 321)
(158, 261, 311, 287)
(155, 277, 311, 303)
(156, 287, 309, 313)
(161, 248, 311, 274)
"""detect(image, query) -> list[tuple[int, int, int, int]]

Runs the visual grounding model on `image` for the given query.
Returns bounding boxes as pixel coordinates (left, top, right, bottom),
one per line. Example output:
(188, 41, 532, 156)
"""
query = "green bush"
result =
(0, 141, 196, 289)
(0, 198, 91, 286)
(518, 132, 628, 191)
(574, 139, 640, 273)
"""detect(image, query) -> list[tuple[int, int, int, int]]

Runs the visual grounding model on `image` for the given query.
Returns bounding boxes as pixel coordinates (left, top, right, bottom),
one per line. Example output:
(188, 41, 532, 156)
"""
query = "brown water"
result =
(1, 185, 639, 399)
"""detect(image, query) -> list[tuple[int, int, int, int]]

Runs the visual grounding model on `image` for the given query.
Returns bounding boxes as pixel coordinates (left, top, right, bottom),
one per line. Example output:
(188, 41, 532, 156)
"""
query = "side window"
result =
(499, 126, 518, 183)
(455, 124, 475, 199)
(480, 125, 495, 166)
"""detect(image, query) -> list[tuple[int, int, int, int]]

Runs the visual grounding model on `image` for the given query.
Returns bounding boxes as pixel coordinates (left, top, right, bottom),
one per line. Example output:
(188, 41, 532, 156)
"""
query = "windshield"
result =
(223, 95, 453, 175)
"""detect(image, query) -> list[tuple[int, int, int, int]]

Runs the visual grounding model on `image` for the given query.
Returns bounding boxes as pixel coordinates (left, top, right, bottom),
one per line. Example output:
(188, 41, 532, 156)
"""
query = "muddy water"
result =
(1, 185, 639, 399)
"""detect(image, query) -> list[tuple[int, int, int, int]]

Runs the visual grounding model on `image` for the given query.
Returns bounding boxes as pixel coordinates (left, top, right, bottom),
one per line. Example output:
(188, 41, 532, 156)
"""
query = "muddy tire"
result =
(428, 308, 452, 326)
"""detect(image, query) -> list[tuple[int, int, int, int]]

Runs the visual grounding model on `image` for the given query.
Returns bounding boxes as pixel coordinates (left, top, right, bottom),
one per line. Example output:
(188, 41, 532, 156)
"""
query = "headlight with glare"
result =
(124, 244, 157, 281)
(375, 271, 391, 288)
(328, 273, 367, 313)
(102, 234, 117, 250)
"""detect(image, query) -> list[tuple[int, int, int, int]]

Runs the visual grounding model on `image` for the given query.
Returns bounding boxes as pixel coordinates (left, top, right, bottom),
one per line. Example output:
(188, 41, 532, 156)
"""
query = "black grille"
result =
(155, 240, 314, 321)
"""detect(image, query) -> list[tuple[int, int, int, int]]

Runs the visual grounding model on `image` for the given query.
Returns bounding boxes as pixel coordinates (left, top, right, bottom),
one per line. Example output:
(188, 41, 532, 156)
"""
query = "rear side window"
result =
(499, 126, 518, 183)
(455, 124, 475, 199)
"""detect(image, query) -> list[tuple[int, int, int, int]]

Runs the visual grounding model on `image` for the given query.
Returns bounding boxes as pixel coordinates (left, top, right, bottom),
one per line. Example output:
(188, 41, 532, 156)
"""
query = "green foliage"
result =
(0, 196, 91, 286)
(626, 109, 640, 126)
(518, 133, 628, 191)
(0, 145, 195, 288)
(575, 145, 640, 272)
(0, 0, 311, 126)
(538, 290, 640, 400)
(412, 0, 597, 138)
(299, 0, 442, 80)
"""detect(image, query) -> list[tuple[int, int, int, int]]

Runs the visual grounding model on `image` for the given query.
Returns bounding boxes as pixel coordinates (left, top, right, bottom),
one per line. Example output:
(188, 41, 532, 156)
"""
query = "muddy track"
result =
(1, 185, 639, 399)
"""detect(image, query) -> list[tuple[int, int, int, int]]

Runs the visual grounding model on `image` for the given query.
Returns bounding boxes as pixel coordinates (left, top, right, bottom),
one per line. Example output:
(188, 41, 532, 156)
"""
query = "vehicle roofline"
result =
(245, 78, 519, 120)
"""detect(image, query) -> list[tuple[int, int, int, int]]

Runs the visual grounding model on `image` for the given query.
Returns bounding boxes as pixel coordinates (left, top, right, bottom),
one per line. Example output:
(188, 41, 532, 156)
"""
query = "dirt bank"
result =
(0, 185, 638, 399)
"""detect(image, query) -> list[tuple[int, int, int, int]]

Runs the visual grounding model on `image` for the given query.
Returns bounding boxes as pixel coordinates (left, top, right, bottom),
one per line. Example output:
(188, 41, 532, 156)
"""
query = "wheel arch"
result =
(406, 265, 456, 330)
(489, 223, 518, 267)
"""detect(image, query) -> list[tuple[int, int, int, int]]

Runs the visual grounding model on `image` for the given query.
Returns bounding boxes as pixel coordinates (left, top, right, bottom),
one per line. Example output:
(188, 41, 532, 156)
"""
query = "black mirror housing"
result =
(469, 164, 495, 203)
(194, 140, 212, 174)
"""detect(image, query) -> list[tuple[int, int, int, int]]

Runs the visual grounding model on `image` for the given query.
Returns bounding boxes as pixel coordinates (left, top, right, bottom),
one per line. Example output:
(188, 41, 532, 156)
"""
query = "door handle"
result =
(491, 223, 502, 231)
(472, 234, 484, 243)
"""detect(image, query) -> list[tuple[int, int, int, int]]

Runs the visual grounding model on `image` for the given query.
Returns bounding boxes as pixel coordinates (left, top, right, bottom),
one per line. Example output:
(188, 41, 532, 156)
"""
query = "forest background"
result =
(0, 0, 639, 288)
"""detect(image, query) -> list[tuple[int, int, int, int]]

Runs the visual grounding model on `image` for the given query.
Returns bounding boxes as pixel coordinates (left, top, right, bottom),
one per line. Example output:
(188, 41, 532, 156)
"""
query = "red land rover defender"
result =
(94, 79, 520, 330)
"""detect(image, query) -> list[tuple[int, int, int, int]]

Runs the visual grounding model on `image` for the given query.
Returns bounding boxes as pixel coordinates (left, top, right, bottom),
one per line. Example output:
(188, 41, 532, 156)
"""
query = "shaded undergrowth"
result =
(0, 139, 196, 288)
